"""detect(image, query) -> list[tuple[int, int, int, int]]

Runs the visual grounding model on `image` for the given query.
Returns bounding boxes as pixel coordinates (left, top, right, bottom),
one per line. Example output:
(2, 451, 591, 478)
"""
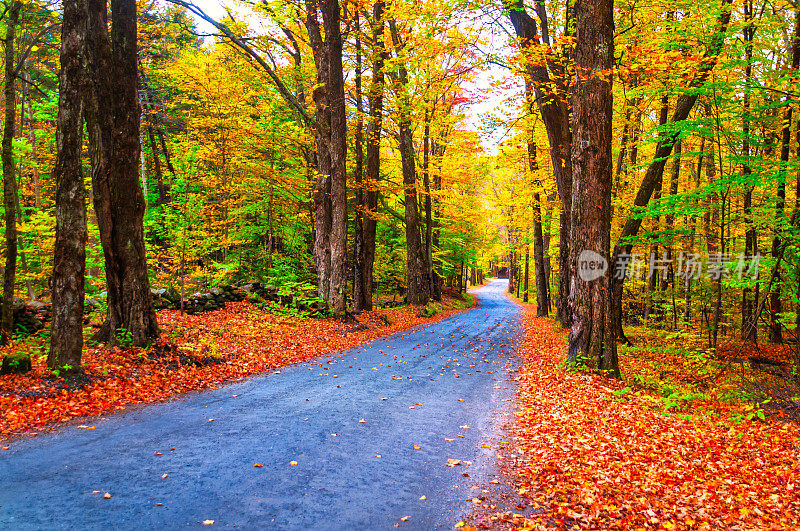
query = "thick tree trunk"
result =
(321, 0, 347, 313)
(1, 1, 20, 345)
(566, 0, 617, 376)
(355, 1, 386, 312)
(49, 0, 87, 371)
(86, 0, 159, 346)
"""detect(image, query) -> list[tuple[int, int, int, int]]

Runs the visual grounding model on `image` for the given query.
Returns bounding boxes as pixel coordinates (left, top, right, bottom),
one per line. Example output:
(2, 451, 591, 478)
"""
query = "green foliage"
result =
(115, 328, 134, 347)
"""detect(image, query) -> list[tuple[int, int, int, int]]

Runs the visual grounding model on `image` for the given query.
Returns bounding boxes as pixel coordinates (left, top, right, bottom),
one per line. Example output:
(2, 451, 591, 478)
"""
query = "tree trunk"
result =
(321, 0, 347, 313)
(355, 1, 386, 312)
(770, 7, 798, 342)
(664, 139, 681, 328)
(644, 96, 668, 321)
(566, 0, 617, 376)
(49, 0, 87, 371)
(353, 10, 365, 310)
(1, 1, 20, 345)
(389, 18, 429, 305)
(525, 124, 550, 315)
(304, 1, 333, 301)
(523, 246, 530, 302)
(86, 0, 159, 346)
(508, 1, 573, 327)
(431, 137, 445, 301)
(741, 0, 757, 341)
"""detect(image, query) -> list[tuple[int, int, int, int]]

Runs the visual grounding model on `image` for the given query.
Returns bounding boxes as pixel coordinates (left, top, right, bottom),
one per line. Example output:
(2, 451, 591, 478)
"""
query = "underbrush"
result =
(617, 326, 800, 424)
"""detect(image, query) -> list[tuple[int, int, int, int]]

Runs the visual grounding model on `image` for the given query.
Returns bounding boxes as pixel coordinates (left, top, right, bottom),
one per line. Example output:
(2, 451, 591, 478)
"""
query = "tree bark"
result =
(508, 0, 573, 327)
(49, 0, 87, 371)
(566, 0, 617, 376)
(1, 1, 20, 345)
(304, 1, 333, 301)
(353, 10, 365, 309)
(321, 0, 347, 313)
(389, 18, 429, 305)
(355, 1, 386, 312)
(86, 0, 159, 346)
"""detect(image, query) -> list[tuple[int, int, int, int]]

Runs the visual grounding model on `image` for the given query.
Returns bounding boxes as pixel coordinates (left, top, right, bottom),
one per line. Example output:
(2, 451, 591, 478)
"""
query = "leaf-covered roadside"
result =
(472, 303, 800, 529)
(0, 295, 473, 440)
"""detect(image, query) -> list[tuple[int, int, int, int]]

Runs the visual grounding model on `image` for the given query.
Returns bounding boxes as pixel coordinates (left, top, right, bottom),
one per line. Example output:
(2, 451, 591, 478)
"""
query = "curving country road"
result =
(0, 280, 520, 530)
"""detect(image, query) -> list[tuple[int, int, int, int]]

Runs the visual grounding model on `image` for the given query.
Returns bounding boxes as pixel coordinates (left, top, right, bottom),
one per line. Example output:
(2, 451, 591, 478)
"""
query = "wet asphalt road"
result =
(0, 280, 520, 530)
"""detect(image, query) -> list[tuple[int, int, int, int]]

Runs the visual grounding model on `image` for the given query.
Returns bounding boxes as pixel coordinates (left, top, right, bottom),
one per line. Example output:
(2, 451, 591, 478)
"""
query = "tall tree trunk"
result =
(389, 18, 429, 305)
(523, 246, 530, 302)
(423, 114, 435, 299)
(741, 0, 757, 341)
(526, 132, 550, 315)
(431, 136, 445, 301)
(664, 139, 681, 328)
(543, 193, 554, 312)
(355, 1, 385, 312)
(644, 96, 668, 321)
(49, 0, 87, 371)
(566, 0, 617, 375)
(703, 106, 721, 349)
(86, 0, 159, 346)
(353, 10, 365, 309)
(305, 1, 333, 301)
(1, 1, 20, 345)
(321, 0, 347, 313)
(508, 0, 573, 327)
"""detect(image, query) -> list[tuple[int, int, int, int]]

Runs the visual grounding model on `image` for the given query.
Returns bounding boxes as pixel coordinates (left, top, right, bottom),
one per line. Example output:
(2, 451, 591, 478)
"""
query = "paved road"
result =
(0, 280, 520, 530)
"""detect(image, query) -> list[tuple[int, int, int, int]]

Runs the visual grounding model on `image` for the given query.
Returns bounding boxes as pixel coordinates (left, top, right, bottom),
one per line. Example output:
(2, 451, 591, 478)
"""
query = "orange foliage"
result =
(490, 304, 800, 529)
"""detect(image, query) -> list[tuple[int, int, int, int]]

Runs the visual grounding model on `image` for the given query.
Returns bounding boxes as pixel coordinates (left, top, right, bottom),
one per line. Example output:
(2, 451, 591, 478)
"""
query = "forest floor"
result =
(464, 300, 800, 530)
(0, 291, 474, 440)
